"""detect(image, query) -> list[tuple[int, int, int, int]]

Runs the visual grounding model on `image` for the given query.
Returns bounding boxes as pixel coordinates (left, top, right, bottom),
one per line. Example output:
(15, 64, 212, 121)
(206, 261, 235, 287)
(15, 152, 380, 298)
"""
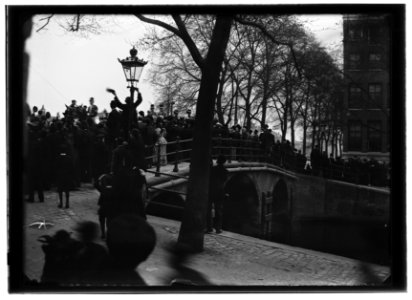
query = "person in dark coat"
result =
(91, 134, 110, 188)
(27, 128, 46, 203)
(106, 100, 122, 150)
(128, 128, 148, 171)
(107, 87, 142, 138)
(110, 132, 147, 220)
(310, 145, 321, 176)
(206, 155, 229, 234)
(55, 143, 75, 208)
(96, 173, 114, 238)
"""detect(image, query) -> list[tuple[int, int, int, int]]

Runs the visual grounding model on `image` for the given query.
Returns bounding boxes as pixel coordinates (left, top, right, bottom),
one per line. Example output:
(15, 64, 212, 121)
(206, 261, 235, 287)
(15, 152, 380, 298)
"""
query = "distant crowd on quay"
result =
(25, 90, 389, 205)
(23, 89, 390, 287)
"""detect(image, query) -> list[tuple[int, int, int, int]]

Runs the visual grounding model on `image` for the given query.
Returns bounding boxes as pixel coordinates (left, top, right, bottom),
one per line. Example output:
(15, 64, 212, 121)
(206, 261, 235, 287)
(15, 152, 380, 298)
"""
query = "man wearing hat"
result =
(87, 97, 98, 119)
(206, 155, 229, 234)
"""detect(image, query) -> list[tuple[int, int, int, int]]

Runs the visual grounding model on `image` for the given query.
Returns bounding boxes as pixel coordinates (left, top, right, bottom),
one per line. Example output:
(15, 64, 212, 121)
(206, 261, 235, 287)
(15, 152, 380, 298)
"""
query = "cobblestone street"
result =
(23, 185, 390, 287)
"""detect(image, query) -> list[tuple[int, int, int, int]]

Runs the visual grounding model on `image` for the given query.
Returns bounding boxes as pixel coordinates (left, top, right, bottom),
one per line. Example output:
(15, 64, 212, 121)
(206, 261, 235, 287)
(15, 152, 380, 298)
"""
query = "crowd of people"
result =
(24, 89, 214, 287)
(25, 88, 389, 209)
(23, 88, 390, 286)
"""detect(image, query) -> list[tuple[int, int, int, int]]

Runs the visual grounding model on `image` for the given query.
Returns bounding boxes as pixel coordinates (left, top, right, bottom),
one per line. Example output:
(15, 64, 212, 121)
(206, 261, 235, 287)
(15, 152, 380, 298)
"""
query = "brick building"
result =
(342, 14, 391, 162)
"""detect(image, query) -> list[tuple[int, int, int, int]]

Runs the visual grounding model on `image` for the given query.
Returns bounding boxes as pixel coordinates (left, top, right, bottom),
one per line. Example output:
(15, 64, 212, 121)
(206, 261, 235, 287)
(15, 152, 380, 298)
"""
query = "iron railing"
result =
(143, 137, 388, 188)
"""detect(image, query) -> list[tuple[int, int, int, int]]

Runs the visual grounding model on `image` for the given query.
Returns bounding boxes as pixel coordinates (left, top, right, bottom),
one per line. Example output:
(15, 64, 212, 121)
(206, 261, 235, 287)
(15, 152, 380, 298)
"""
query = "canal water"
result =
(146, 187, 391, 266)
(279, 218, 390, 266)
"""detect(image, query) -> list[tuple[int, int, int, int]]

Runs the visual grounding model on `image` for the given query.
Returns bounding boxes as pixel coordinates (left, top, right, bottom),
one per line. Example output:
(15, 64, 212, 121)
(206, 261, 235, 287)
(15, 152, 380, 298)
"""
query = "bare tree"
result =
(33, 12, 344, 251)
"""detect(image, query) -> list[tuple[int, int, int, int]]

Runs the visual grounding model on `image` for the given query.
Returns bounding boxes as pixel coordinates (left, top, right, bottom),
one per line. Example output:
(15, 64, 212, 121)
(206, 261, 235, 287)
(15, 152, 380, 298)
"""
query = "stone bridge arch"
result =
(223, 173, 260, 237)
(270, 178, 292, 243)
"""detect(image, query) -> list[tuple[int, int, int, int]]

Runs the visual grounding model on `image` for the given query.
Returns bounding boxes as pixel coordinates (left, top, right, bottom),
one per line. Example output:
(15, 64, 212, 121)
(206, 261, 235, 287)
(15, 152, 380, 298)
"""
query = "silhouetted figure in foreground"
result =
(38, 216, 156, 287)
(38, 230, 83, 285)
(103, 214, 156, 286)
(72, 221, 108, 284)
(166, 242, 211, 286)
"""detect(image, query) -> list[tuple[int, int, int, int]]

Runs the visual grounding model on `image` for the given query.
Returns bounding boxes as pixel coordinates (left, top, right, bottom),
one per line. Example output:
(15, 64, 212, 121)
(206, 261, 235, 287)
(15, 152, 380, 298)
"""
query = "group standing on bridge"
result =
(25, 87, 389, 210)
(23, 87, 391, 287)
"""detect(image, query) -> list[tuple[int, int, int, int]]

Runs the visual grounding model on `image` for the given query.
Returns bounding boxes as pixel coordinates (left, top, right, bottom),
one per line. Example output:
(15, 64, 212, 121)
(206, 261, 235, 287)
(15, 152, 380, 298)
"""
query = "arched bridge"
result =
(142, 137, 391, 264)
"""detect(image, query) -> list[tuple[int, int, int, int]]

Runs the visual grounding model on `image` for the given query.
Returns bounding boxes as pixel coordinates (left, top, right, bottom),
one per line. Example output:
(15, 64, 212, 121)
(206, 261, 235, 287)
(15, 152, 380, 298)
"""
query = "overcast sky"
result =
(25, 14, 343, 116)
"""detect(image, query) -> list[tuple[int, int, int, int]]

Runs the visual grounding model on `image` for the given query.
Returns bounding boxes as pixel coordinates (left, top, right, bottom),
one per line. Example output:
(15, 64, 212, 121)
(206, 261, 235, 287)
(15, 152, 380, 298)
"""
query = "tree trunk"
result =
(261, 96, 267, 127)
(260, 78, 268, 128)
(215, 65, 227, 124)
(302, 99, 309, 155)
(282, 97, 288, 142)
(244, 76, 253, 130)
(302, 124, 307, 156)
(234, 93, 238, 126)
(225, 80, 237, 126)
(177, 15, 233, 252)
(289, 97, 295, 148)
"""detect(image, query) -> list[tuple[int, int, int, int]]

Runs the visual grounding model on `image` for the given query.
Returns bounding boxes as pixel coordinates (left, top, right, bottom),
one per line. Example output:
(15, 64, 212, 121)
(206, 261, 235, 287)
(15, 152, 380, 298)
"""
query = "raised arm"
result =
(107, 88, 127, 110)
(134, 89, 143, 108)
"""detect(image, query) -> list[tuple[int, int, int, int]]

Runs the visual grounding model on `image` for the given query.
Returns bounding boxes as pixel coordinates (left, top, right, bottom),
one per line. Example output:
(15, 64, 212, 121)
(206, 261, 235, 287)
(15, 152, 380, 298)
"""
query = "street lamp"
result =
(118, 46, 148, 88)
(118, 46, 148, 131)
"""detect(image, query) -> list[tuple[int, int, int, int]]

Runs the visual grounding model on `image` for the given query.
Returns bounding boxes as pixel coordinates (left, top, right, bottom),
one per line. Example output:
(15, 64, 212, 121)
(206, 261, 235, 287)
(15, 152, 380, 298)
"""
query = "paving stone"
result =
(21, 185, 390, 287)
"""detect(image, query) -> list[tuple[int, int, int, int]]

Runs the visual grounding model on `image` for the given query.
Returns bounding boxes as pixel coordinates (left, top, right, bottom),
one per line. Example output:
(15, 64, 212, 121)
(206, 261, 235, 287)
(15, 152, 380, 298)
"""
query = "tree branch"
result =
(135, 14, 205, 70)
(234, 15, 302, 78)
(171, 14, 205, 69)
(135, 14, 182, 37)
(36, 14, 54, 32)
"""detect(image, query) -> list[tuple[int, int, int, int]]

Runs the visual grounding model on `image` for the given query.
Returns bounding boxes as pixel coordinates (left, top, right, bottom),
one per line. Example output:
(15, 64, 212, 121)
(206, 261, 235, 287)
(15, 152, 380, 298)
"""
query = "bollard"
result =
(155, 143, 161, 177)
(173, 136, 180, 172)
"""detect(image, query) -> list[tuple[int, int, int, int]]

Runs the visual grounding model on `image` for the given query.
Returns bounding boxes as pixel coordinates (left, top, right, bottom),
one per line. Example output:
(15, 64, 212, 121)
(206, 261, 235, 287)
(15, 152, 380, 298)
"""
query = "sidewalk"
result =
(23, 184, 390, 287)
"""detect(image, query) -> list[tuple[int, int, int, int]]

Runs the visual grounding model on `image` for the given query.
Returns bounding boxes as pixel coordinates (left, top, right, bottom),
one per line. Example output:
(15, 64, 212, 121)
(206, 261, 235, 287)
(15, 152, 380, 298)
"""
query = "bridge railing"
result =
(143, 137, 388, 187)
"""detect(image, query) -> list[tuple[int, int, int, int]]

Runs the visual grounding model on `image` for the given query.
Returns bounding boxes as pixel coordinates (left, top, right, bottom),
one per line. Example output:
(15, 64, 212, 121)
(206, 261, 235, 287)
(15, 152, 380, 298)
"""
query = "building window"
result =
(368, 25, 382, 44)
(368, 83, 382, 107)
(348, 121, 362, 151)
(369, 53, 382, 62)
(348, 53, 361, 69)
(368, 52, 382, 69)
(367, 121, 382, 151)
(348, 85, 362, 108)
(348, 25, 363, 40)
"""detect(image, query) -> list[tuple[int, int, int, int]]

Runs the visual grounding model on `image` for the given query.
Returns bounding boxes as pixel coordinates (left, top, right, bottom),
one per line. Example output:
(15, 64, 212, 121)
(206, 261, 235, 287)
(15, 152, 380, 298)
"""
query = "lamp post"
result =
(118, 46, 148, 130)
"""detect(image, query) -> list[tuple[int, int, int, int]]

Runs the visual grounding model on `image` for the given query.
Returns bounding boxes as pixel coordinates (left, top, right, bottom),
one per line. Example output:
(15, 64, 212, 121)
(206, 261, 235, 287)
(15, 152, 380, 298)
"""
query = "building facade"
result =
(342, 14, 391, 162)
